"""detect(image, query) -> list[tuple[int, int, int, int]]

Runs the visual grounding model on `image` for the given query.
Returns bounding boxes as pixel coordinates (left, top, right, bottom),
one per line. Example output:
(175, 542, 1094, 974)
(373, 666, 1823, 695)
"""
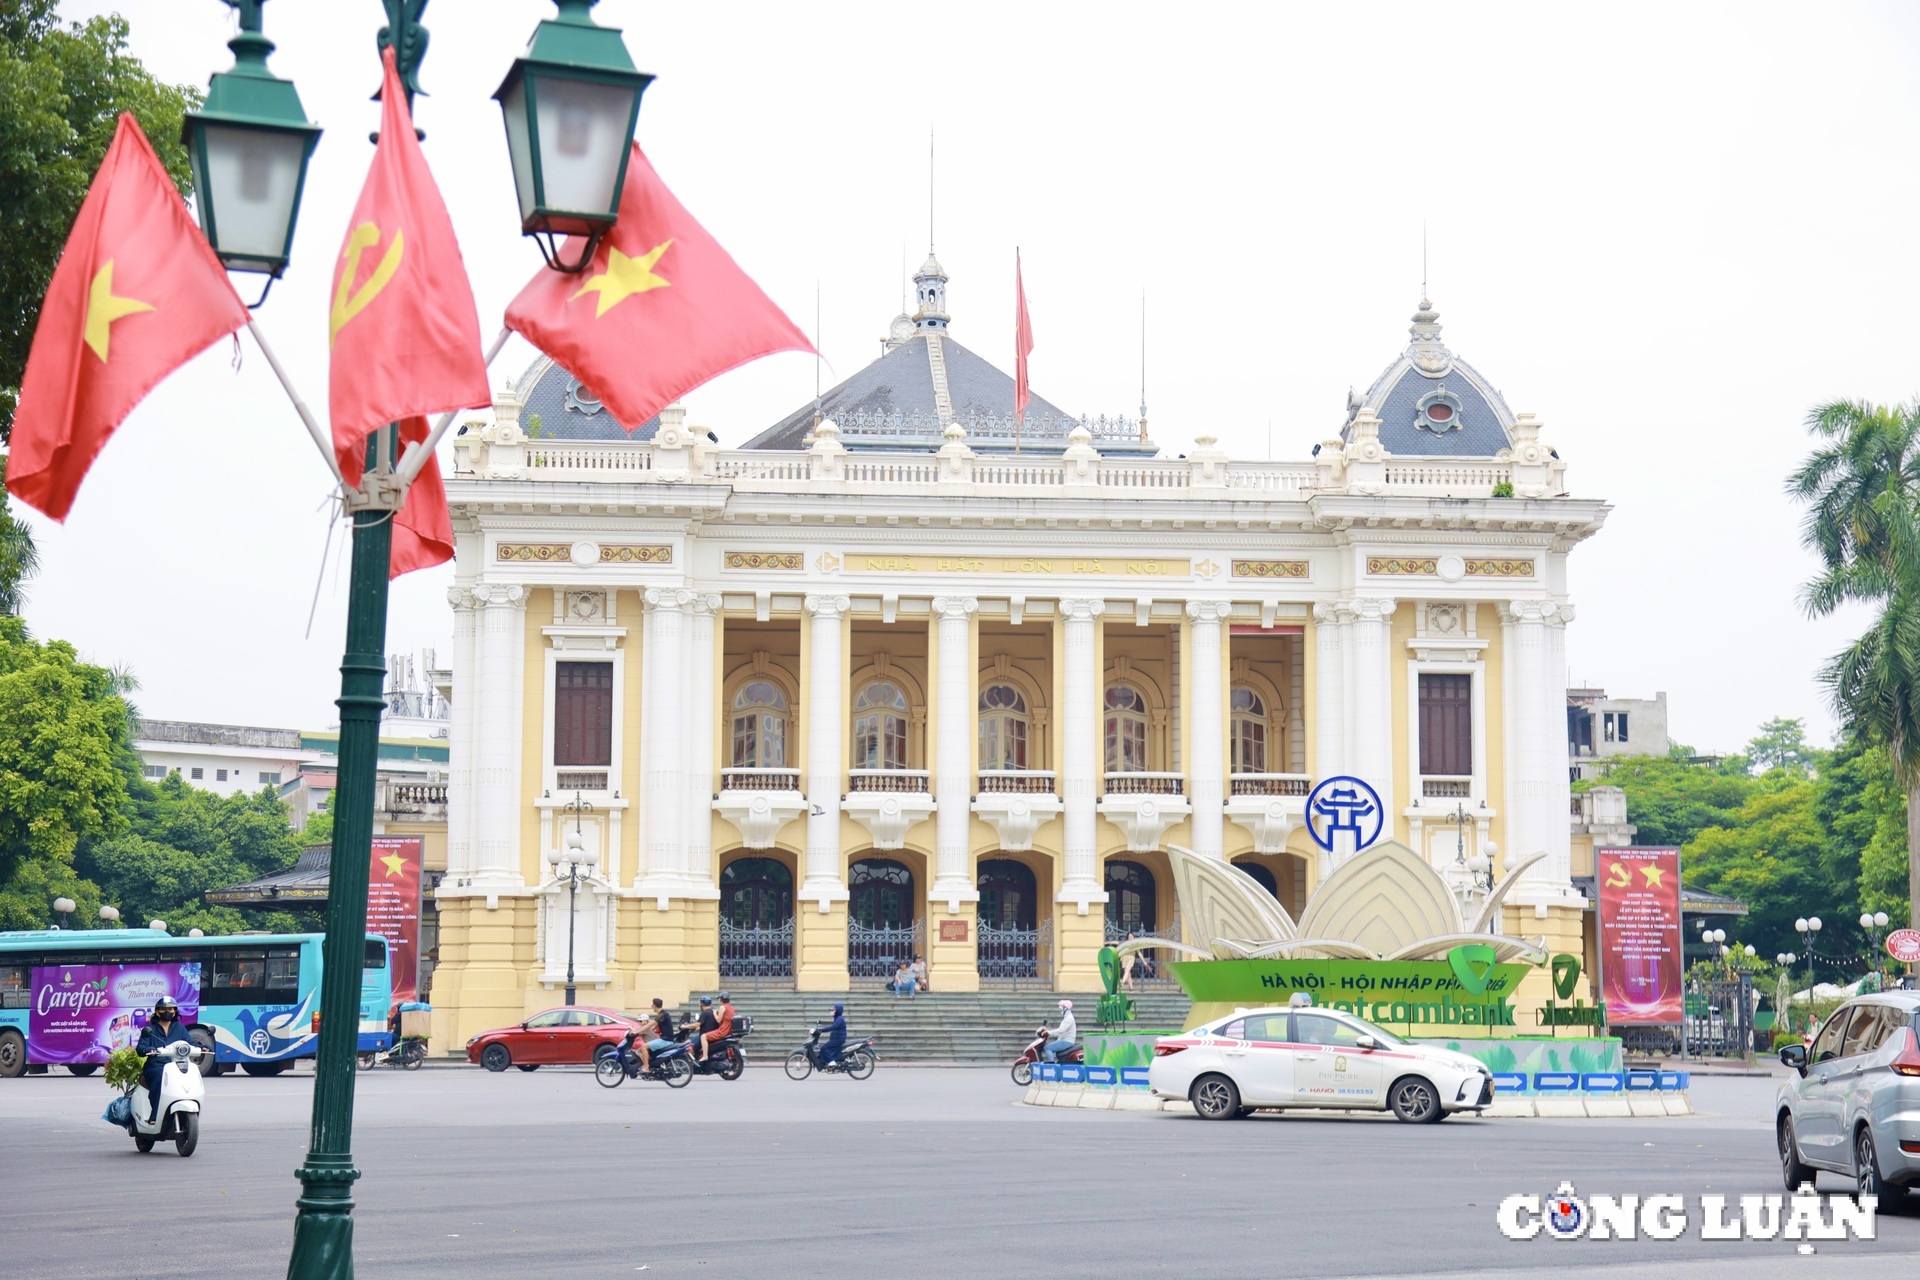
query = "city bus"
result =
(0, 928, 392, 1078)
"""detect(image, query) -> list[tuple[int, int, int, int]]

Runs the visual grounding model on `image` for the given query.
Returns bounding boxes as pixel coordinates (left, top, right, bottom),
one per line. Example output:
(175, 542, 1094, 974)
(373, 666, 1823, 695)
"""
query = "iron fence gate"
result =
(719, 919, 794, 988)
(979, 920, 1052, 989)
(848, 918, 925, 985)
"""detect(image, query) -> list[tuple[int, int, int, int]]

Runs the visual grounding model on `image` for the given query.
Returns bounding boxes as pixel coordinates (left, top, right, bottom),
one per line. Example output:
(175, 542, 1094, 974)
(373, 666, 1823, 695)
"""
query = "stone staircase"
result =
(695, 988, 1193, 1064)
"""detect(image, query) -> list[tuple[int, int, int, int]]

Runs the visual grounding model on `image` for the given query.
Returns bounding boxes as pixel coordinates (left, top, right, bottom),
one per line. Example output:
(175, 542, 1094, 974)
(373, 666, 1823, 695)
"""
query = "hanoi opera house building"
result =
(425, 256, 1610, 1044)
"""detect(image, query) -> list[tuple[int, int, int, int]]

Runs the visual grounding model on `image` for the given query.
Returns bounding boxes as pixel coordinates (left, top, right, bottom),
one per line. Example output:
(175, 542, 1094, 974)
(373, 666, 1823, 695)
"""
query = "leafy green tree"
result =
(0, 2, 199, 443)
(0, 615, 133, 927)
(1748, 716, 1815, 775)
(0, 457, 37, 615)
(77, 774, 316, 936)
(1790, 399, 1920, 931)
(1579, 754, 1757, 848)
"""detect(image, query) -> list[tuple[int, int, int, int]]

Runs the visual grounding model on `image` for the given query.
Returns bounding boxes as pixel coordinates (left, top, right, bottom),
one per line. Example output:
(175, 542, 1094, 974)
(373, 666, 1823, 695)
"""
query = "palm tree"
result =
(1790, 399, 1920, 925)
(0, 458, 37, 616)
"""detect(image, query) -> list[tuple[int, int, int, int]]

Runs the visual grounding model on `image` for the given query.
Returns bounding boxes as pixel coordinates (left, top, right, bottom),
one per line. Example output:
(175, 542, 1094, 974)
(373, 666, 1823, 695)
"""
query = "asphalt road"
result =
(5, 1065, 1918, 1279)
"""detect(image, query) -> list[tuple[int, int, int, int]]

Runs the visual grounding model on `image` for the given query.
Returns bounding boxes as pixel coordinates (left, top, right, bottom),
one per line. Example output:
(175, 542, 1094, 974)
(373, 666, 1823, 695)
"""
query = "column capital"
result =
(472, 583, 527, 608)
(447, 585, 483, 611)
(1348, 596, 1397, 622)
(1312, 600, 1345, 625)
(643, 587, 699, 612)
(684, 592, 722, 617)
(805, 593, 852, 618)
(931, 595, 979, 620)
(1186, 599, 1233, 623)
(1059, 597, 1106, 621)
(1498, 598, 1568, 626)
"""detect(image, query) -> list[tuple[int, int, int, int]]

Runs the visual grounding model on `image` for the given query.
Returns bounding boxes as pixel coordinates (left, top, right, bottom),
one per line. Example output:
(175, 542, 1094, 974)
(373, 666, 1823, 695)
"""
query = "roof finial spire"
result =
(928, 126, 936, 256)
(1139, 289, 1149, 442)
(1421, 221, 1428, 306)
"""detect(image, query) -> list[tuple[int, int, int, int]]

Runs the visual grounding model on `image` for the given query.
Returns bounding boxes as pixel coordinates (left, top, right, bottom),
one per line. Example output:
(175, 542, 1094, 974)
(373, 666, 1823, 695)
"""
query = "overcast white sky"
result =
(18, 1, 1920, 752)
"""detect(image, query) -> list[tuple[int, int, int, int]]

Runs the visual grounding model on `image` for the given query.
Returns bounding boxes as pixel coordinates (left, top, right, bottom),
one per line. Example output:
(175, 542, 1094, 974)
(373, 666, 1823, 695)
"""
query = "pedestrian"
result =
(1121, 933, 1138, 993)
(910, 952, 928, 994)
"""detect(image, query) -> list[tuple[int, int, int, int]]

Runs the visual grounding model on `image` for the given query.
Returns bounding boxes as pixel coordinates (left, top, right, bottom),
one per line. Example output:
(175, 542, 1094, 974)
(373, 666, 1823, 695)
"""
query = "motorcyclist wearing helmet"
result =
(818, 1003, 847, 1068)
(1041, 999, 1077, 1063)
(136, 997, 193, 1122)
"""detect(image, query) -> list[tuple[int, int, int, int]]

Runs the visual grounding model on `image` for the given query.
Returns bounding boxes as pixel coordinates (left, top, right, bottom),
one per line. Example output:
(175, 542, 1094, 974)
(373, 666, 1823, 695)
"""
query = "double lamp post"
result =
(179, 2, 651, 1276)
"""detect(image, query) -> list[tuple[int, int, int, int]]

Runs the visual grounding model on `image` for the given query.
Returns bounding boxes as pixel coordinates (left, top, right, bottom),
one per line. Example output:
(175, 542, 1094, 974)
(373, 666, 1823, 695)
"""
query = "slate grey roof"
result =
(1345, 300, 1516, 458)
(514, 354, 662, 441)
(744, 332, 1129, 454)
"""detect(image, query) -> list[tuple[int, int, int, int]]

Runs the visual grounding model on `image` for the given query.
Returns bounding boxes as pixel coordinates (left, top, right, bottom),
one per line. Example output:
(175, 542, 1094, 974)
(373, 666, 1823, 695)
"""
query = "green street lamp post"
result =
(180, 0, 321, 297)
(494, 0, 653, 271)
(181, 4, 649, 1277)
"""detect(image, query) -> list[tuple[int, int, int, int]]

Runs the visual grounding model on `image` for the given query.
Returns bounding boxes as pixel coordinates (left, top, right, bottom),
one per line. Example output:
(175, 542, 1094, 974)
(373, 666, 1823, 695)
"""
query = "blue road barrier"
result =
(1533, 1072, 1579, 1092)
(1581, 1073, 1625, 1092)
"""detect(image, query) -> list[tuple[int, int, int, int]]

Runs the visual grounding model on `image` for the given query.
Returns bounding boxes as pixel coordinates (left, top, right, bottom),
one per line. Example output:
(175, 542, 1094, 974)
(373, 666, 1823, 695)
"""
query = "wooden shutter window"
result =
(1418, 673, 1472, 776)
(554, 662, 614, 767)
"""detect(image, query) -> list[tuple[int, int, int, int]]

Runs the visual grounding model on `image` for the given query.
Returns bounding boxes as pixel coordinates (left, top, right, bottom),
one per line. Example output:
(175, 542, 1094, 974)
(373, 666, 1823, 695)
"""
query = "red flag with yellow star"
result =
(504, 144, 813, 428)
(8, 114, 249, 521)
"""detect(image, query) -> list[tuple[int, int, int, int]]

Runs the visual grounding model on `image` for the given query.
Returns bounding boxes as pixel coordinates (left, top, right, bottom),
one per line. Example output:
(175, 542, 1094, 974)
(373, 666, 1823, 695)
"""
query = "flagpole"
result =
(393, 326, 511, 487)
(247, 320, 347, 490)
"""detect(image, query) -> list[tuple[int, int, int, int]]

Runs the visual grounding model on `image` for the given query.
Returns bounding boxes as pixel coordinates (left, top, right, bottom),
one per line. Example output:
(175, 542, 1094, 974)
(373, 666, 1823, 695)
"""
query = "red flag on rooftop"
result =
(504, 144, 813, 429)
(327, 48, 490, 576)
(1014, 249, 1034, 427)
(8, 114, 249, 521)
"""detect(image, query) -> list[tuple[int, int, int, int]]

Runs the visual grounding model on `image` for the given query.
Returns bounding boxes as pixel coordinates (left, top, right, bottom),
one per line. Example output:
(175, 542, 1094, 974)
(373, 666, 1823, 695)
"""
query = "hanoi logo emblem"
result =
(1305, 776, 1384, 853)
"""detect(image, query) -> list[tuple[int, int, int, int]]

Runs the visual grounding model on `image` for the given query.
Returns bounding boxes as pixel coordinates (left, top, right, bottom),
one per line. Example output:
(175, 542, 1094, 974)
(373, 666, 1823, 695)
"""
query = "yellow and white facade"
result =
(428, 287, 1610, 1047)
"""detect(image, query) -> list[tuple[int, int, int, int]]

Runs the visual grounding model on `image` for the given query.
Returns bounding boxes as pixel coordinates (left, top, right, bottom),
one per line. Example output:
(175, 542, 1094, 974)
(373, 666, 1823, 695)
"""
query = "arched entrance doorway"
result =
(1235, 860, 1280, 900)
(1105, 859, 1169, 986)
(848, 857, 922, 983)
(720, 856, 794, 983)
(978, 858, 1046, 987)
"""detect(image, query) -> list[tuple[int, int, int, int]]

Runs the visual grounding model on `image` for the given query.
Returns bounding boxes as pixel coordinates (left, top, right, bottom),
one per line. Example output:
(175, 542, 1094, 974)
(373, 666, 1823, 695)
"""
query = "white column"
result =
(932, 595, 979, 906)
(1543, 603, 1576, 885)
(804, 594, 852, 906)
(1311, 602, 1346, 782)
(1500, 599, 1560, 885)
(1060, 598, 1106, 906)
(1347, 596, 1397, 818)
(684, 594, 721, 887)
(1187, 600, 1230, 859)
(445, 586, 480, 876)
(639, 588, 692, 896)
(473, 583, 527, 883)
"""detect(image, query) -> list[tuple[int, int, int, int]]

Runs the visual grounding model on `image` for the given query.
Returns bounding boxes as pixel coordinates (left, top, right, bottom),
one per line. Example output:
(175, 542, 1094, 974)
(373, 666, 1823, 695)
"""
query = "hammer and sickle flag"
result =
(505, 144, 813, 430)
(8, 114, 248, 521)
(327, 49, 489, 575)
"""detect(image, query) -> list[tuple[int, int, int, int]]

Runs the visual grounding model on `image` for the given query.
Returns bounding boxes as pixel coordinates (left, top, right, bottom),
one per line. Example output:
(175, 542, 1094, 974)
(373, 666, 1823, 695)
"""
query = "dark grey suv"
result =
(1777, 992, 1920, 1201)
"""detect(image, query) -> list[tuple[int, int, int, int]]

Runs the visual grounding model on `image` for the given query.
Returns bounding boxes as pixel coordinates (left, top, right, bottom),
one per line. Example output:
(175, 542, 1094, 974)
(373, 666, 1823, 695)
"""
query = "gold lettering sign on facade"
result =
(1465, 558, 1534, 577)
(1233, 560, 1309, 579)
(847, 555, 1193, 577)
(724, 551, 803, 571)
(601, 545, 671, 564)
(1367, 557, 1438, 576)
(497, 544, 572, 562)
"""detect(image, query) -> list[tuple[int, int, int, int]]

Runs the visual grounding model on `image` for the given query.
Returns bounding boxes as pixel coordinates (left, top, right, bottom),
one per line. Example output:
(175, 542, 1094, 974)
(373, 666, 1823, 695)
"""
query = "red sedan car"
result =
(466, 1007, 651, 1071)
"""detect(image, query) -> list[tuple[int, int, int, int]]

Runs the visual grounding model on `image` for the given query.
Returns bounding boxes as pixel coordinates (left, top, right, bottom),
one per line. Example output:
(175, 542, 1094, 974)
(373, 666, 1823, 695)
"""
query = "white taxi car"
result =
(1147, 1001, 1495, 1122)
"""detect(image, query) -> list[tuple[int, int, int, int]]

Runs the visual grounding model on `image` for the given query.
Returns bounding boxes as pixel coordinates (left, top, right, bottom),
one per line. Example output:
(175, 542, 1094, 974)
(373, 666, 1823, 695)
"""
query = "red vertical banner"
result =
(367, 836, 424, 1005)
(1597, 846, 1683, 1023)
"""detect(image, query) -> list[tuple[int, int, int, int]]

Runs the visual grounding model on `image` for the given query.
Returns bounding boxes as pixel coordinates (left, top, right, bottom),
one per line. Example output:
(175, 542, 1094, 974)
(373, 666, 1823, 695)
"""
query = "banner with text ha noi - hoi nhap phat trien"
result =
(1596, 846, 1683, 1024)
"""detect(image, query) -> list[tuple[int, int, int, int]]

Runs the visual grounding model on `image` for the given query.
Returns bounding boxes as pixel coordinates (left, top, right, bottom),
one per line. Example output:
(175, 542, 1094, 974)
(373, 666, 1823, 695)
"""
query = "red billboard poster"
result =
(368, 835, 423, 1005)
(1597, 846, 1683, 1023)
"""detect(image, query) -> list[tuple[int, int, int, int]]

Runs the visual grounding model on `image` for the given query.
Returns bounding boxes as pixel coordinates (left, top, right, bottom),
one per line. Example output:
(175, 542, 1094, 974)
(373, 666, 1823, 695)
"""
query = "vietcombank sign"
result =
(1170, 948, 1533, 1035)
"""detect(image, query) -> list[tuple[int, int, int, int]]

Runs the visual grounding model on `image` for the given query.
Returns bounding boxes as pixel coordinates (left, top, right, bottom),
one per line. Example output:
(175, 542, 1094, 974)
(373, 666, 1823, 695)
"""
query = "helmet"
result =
(1059, 999, 1073, 1010)
(699, 996, 712, 1006)
(717, 991, 731, 1003)
(153, 996, 178, 1015)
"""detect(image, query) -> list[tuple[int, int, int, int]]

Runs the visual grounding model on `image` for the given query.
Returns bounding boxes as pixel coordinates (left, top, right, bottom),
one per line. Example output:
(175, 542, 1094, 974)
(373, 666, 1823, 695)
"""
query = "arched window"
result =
(1234, 859, 1281, 901)
(852, 681, 909, 770)
(720, 857, 793, 929)
(730, 679, 789, 768)
(1104, 860, 1156, 934)
(1104, 684, 1149, 773)
(849, 857, 915, 929)
(978, 683, 1029, 770)
(978, 859, 1038, 930)
(1231, 685, 1268, 774)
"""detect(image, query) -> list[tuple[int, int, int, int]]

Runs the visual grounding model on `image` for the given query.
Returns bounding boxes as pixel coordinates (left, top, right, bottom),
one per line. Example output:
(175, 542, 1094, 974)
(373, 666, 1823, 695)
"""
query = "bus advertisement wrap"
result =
(368, 836, 422, 1005)
(28, 963, 202, 1063)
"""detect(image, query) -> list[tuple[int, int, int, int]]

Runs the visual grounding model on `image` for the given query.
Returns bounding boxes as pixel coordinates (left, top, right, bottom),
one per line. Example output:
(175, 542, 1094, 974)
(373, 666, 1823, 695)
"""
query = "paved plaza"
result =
(5, 1066, 1919, 1278)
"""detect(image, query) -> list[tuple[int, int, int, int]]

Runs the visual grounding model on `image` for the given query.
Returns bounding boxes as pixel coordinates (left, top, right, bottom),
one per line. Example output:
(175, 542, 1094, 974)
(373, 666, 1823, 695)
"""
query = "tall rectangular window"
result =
(1418, 673, 1472, 776)
(554, 662, 614, 767)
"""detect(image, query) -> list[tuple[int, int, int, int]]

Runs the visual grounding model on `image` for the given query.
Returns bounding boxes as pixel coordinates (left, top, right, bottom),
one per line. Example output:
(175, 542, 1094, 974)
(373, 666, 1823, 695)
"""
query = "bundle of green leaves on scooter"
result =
(104, 1046, 144, 1092)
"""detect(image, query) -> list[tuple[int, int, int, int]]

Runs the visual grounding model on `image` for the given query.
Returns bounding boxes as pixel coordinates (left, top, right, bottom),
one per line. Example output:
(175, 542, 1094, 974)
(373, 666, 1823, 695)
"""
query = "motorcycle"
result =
(123, 1041, 205, 1156)
(682, 1014, 751, 1081)
(784, 1026, 878, 1080)
(358, 1038, 426, 1070)
(594, 1029, 694, 1089)
(1010, 1026, 1082, 1086)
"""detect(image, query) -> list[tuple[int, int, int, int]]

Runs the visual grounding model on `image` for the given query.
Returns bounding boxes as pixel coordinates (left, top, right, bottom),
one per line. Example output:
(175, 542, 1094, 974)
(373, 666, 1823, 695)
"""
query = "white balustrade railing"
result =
(1104, 771, 1187, 797)
(1382, 460, 1512, 492)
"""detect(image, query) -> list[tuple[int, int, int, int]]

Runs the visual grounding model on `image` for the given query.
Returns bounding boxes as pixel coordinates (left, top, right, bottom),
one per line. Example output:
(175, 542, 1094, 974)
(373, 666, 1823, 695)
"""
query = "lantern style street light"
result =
(148, 920, 168, 932)
(180, 0, 321, 292)
(1862, 910, 1891, 986)
(98, 905, 120, 926)
(51, 896, 75, 929)
(1795, 916, 1823, 1005)
(547, 793, 599, 1006)
(494, 0, 652, 271)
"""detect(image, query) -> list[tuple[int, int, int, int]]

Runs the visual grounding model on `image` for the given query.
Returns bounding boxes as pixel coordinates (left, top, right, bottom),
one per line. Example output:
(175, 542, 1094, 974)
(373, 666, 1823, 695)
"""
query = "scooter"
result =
(682, 1015, 751, 1081)
(594, 1029, 695, 1088)
(1010, 1026, 1082, 1086)
(784, 1026, 878, 1080)
(125, 1041, 204, 1156)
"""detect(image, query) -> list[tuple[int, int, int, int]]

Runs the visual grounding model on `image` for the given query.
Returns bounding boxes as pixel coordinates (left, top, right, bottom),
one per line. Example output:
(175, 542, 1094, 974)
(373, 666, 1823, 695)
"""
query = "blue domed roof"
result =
(514, 354, 662, 441)
(1344, 298, 1515, 457)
